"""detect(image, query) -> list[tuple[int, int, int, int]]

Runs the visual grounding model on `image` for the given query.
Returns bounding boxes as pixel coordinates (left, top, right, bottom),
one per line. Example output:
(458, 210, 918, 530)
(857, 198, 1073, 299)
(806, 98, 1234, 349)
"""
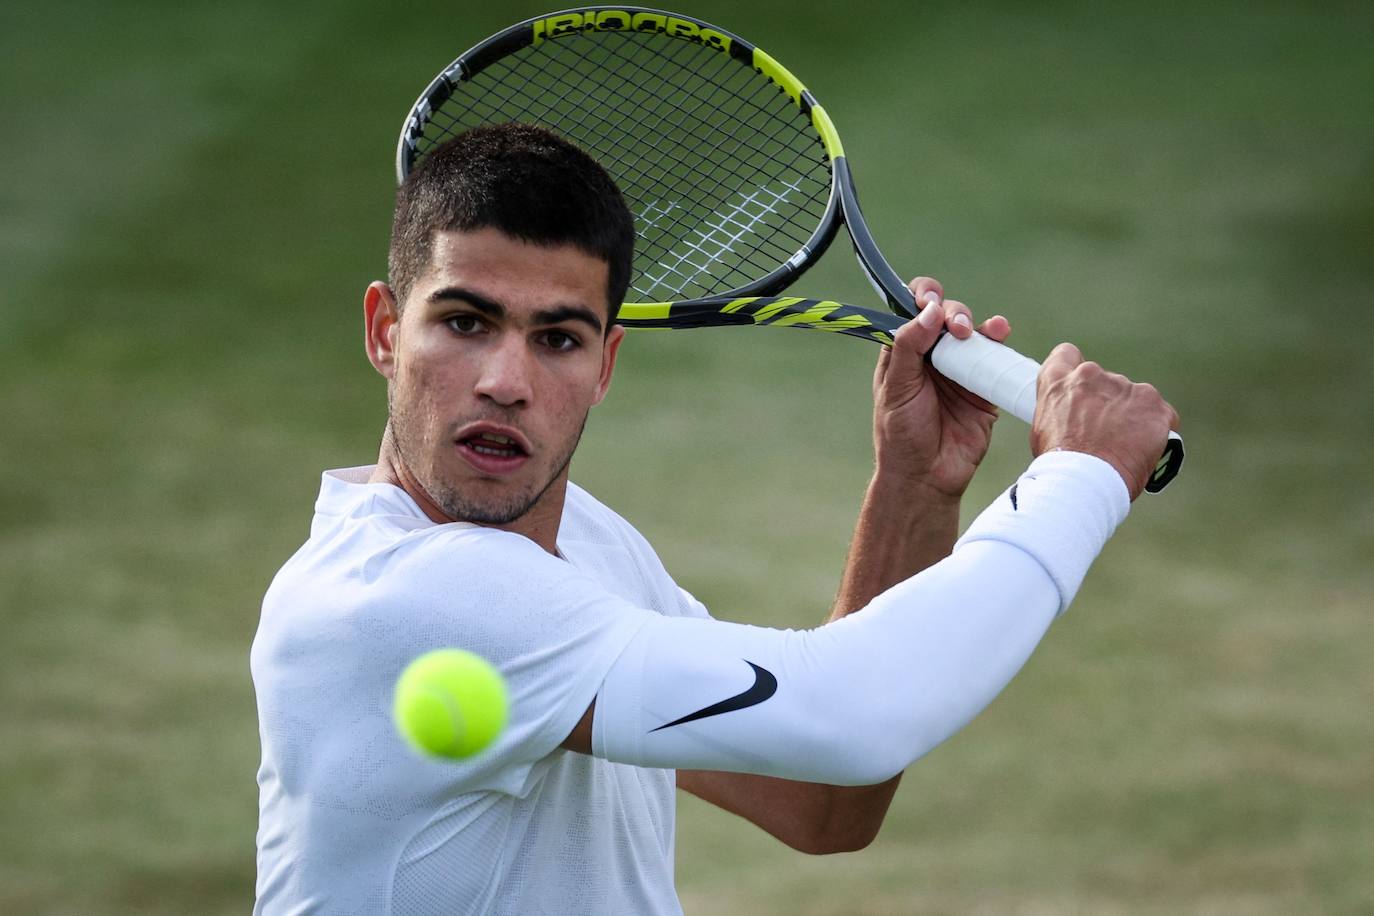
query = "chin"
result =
(434, 481, 541, 527)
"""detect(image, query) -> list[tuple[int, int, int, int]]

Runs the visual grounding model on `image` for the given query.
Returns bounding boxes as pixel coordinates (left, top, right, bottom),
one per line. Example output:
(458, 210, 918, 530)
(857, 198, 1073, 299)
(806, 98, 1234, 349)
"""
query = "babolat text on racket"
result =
(396, 6, 1184, 492)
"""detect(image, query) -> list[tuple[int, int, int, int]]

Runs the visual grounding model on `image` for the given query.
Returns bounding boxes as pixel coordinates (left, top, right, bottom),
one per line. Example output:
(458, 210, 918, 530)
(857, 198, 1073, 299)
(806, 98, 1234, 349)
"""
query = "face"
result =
(365, 227, 623, 539)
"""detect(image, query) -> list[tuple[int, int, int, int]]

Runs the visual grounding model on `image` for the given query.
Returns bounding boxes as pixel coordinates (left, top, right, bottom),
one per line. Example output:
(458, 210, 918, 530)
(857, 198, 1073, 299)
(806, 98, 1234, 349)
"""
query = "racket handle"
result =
(928, 332, 1184, 493)
(929, 331, 1039, 424)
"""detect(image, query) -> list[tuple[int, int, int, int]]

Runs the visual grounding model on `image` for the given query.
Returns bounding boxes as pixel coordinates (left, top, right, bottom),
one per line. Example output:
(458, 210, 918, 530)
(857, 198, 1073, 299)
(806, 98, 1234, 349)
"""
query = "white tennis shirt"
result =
(252, 467, 703, 915)
(254, 452, 1130, 913)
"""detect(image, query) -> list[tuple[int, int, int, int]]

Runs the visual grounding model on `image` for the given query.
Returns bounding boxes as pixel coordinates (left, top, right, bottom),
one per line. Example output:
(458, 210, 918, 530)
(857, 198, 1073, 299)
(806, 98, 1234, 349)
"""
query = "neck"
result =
(369, 424, 565, 555)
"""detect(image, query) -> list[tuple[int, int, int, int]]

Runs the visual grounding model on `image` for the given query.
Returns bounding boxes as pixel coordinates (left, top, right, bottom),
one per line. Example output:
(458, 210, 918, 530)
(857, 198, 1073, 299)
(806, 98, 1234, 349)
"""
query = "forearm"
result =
(677, 768, 898, 854)
(602, 540, 1059, 784)
(831, 474, 961, 621)
(595, 452, 1131, 785)
(792, 476, 958, 847)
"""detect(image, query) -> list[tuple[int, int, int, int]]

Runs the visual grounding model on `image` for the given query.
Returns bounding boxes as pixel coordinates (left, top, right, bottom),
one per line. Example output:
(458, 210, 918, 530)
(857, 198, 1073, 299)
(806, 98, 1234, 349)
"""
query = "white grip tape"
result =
(929, 332, 1040, 424)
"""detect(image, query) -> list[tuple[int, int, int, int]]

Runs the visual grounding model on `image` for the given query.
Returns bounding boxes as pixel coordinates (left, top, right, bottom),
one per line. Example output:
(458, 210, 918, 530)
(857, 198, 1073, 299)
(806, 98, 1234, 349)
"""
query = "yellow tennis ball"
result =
(393, 649, 509, 759)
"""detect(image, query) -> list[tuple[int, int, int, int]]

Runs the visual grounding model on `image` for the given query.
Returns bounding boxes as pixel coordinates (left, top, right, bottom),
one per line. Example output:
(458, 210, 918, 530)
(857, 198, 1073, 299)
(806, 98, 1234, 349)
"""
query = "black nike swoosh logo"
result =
(1010, 475, 1034, 511)
(650, 660, 778, 732)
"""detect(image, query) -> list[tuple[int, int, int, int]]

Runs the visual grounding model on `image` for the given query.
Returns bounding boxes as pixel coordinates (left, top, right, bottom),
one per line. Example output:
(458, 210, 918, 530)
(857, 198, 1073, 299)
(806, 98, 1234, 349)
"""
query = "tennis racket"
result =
(395, 6, 1184, 493)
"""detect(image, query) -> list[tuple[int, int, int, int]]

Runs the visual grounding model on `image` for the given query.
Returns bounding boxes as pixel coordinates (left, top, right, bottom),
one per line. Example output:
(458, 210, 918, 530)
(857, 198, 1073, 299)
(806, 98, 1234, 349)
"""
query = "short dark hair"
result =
(389, 123, 635, 324)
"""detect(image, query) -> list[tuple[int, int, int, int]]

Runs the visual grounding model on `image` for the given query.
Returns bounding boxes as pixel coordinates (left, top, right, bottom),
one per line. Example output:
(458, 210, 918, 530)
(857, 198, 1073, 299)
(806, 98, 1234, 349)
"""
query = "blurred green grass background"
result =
(2, 0, 1371, 913)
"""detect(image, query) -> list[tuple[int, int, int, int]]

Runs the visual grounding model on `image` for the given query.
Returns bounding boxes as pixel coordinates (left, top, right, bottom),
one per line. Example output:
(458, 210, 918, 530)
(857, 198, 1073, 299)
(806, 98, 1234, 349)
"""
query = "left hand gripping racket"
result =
(396, 6, 1184, 493)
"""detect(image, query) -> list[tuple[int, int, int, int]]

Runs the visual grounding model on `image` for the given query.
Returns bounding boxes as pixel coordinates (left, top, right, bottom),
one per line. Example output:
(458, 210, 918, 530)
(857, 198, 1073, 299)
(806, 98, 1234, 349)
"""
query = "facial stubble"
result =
(387, 383, 588, 526)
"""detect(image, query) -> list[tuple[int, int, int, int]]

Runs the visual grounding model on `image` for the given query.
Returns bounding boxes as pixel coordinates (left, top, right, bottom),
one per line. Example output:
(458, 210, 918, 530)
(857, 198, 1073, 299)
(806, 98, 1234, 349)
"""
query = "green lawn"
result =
(2, 1, 1371, 913)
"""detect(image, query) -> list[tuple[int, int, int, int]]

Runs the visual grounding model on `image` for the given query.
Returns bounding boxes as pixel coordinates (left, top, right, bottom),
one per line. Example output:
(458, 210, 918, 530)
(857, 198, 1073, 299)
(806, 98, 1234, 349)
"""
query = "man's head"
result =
(365, 125, 633, 545)
(388, 123, 635, 323)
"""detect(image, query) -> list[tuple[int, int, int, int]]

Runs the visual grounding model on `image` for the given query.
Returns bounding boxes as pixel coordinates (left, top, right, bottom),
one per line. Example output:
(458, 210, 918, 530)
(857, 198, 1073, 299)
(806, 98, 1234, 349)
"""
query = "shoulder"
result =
(562, 481, 658, 555)
(260, 503, 614, 663)
(353, 523, 604, 630)
(561, 482, 712, 619)
(255, 511, 652, 712)
(563, 480, 630, 528)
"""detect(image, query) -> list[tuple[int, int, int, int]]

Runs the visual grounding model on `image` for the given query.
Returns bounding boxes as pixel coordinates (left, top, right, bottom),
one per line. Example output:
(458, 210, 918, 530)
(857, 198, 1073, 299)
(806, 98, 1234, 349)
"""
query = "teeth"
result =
(464, 431, 521, 459)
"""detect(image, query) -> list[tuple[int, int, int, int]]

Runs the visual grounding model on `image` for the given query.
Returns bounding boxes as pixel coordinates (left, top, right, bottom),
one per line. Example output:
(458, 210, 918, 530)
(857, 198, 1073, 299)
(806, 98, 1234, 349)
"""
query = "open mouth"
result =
(461, 432, 526, 459)
(455, 428, 530, 474)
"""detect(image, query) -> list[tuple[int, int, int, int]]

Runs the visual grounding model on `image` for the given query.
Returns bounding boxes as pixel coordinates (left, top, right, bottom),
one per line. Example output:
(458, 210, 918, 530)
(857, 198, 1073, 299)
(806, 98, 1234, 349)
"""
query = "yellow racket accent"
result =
(618, 302, 674, 320)
(810, 106, 844, 160)
(751, 47, 806, 108)
(748, 297, 804, 321)
(532, 9, 733, 54)
(615, 296, 898, 346)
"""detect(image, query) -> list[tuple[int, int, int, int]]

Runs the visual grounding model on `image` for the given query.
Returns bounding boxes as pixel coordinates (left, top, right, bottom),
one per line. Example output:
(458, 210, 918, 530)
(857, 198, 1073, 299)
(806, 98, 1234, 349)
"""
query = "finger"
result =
(886, 310, 935, 392)
(941, 298, 974, 339)
(906, 276, 943, 313)
(1039, 342, 1083, 385)
(975, 314, 1011, 343)
(905, 291, 946, 354)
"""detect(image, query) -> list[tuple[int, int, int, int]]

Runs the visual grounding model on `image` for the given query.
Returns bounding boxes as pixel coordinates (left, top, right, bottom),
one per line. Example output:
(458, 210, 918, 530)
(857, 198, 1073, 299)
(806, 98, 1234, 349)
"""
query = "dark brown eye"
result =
(542, 330, 579, 352)
(447, 314, 482, 334)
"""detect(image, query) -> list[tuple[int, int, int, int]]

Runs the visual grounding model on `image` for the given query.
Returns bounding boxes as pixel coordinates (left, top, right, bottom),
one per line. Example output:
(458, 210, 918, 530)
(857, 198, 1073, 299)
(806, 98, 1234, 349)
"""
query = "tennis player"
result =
(252, 124, 1178, 914)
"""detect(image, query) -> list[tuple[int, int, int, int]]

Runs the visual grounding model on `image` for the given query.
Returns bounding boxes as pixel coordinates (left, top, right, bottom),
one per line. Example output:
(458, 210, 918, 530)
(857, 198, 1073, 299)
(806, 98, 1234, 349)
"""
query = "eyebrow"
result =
(426, 286, 604, 334)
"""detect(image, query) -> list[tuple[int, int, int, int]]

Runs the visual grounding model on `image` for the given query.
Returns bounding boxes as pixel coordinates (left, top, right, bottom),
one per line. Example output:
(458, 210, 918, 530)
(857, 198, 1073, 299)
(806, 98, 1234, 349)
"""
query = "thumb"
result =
(882, 309, 938, 403)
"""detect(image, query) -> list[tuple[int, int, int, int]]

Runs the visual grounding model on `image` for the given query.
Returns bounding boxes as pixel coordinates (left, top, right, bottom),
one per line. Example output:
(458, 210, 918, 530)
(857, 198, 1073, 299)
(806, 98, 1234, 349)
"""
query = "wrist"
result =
(862, 471, 961, 552)
(868, 465, 966, 508)
(955, 451, 1131, 614)
(1032, 443, 1141, 501)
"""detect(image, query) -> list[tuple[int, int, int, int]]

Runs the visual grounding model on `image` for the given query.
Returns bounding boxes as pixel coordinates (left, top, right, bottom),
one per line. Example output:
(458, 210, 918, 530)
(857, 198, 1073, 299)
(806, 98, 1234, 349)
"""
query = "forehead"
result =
(409, 227, 611, 316)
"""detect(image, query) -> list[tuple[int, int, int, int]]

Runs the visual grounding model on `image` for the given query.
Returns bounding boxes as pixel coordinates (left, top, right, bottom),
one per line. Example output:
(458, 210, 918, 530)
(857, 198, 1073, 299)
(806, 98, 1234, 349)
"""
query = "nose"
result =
(472, 335, 534, 407)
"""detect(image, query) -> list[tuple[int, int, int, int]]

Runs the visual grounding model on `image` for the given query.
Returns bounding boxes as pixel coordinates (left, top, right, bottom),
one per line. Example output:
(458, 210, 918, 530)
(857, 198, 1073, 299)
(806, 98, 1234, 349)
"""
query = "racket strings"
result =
(578, 54, 818, 294)
(639, 175, 807, 296)
(452, 33, 804, 206)
(425, 42, 824, 295)
(603, 37, 830, 290)
(458, 36, 805, 237)
(514, 38, 752, 217)
(413, 30, 831, 302)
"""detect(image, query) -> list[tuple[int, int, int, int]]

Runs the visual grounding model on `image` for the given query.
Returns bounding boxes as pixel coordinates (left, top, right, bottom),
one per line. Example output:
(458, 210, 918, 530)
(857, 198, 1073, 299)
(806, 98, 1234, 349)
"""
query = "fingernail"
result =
(919, 303, 942, 327)
(923, 291, 940, 308)
(953, 314, 972, 330)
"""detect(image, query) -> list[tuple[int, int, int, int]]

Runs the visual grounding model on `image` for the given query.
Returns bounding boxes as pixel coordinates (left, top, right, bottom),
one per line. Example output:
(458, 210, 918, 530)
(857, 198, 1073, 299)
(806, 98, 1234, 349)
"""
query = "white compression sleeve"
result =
(592, 451, 1130, 785)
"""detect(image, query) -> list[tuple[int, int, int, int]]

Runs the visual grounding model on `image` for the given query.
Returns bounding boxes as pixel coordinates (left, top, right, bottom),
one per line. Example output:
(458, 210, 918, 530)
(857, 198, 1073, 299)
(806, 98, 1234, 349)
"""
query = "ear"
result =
(591, 324, 625, 406)
(364, 281, 400, 379)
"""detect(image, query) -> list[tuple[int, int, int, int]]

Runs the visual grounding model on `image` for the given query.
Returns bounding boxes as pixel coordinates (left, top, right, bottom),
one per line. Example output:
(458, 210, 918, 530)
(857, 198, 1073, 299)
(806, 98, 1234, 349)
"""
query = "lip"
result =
(453, 422, 532, 477)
